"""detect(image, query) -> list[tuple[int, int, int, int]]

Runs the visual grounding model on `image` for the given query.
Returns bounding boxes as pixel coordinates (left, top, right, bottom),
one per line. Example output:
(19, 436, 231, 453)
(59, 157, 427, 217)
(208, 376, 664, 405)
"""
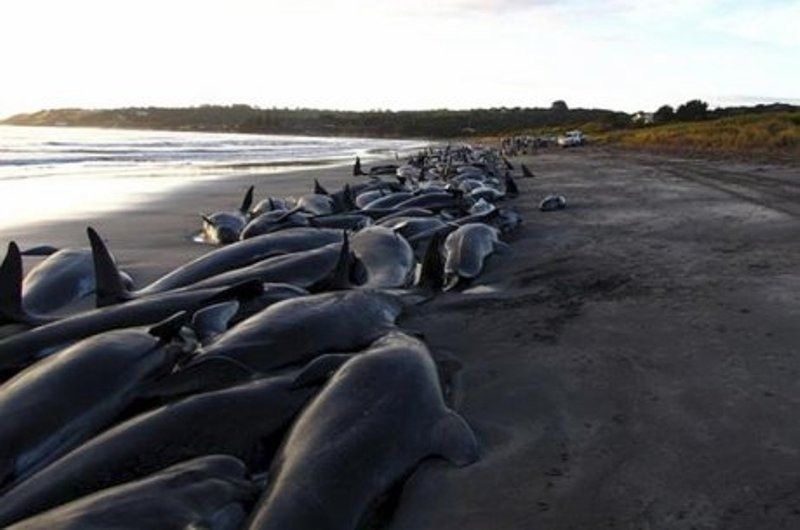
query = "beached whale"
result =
(540, 194, 567, 211)
(0, 313, 185, 489)
(295, 194, 335, 215)
(0, 371, 321, 527)
(393, 191, 468, 212)
(308, 213, 372, 231)
(0, 273, 262, 375)
(190, 289, 403, 373)
(442, 223, 506, 290)
(187, 238, 350, 293)
(351, 226, 415, 288)
(354, 189, 387, 209)
(90, 227, 343, 304)
(362, 192, 413, 211)
(5, 455, 258, 530)
(201, 185, 254, 245)
(20, 247, 133, 315)
(250, 196, 293, 217)
(376, 217, 447, 247)
(240, 209, 310, 239)
(246, 331, 479, 530)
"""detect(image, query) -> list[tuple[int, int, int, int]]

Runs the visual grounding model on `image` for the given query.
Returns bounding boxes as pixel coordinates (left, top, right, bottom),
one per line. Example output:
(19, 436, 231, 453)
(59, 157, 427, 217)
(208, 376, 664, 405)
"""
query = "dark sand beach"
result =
(2, 148, 799, 528)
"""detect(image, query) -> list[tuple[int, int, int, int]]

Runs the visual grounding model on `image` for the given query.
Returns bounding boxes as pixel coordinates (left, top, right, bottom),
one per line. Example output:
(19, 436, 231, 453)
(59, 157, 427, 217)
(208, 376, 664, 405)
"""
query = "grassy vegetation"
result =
(596, 111, 800, 158)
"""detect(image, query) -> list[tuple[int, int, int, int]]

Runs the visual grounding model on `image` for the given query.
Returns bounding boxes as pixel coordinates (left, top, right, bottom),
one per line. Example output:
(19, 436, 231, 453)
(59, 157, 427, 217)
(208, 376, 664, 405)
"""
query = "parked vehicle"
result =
(557, 130, 586, 147)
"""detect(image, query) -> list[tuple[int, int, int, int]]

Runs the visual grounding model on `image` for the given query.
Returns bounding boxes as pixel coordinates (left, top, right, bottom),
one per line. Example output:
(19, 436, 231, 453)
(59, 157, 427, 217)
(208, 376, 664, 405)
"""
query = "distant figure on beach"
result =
(353, 156, 365, 176)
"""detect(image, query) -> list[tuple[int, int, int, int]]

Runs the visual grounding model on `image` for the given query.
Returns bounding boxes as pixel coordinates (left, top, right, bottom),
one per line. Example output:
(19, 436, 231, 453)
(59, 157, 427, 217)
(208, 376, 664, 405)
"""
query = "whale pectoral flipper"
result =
(291, 353, 354, 389)
(431, 410, 480, 467)
(191, 301, 240, 344)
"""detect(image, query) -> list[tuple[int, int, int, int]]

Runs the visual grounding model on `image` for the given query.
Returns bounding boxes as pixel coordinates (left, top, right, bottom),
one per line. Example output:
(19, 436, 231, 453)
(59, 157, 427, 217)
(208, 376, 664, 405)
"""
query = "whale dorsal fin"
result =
(240, 186, 255, 214)
(291, 353, 353, 389)
(87, 227, 132, 307)
(148, 311, 189, 342)
(504, 173, 519, 197)
(314, 179, 329, 196)
(310, 232, 351, 292)
(416, 230, 445, 292)
(142, 355, 257, 400)
(521, 163, 534, 178)
(431, 410, 480, 467)
(191, 301, 239, 344)
(0, 242, 28, 325)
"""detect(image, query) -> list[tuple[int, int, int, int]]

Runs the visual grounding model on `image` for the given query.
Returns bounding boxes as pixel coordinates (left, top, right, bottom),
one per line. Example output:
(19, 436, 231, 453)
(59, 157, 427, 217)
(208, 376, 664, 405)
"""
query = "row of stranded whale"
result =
(0, 145, 563, 529)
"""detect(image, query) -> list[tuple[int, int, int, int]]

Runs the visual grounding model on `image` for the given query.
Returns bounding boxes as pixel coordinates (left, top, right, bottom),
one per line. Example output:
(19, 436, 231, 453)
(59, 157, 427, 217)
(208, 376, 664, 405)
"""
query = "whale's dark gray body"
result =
(102, 228, 344, 300)
(21, 248, 131, 315)
(362, 192, 413, 211)
(376, 216, 447, 240)
(7, 455, 257, 530)
(443, 223, 503, 290)
(201, 186, 254, 245)
(309, 213, 372, 231)
(295, 194, 334, 215)
(0, 323, 180, 489)
(350, 226, 415, 288)
(393, 192, 466, 212)
(189, 240, 349, 292)
(202, 211, 249, 245)
(195, 290, 403, 373)
(240, 210, 310, 239)
(0, 281, 259, 373)
(246, 332, 479, 530)
(0, 374, 318, 527)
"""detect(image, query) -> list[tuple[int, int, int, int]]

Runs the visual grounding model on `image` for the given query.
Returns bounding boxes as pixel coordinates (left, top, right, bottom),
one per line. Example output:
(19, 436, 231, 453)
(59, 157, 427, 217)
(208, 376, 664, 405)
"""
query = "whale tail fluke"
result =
(432, 410, 480, 467)
(87, 227, 133, 308)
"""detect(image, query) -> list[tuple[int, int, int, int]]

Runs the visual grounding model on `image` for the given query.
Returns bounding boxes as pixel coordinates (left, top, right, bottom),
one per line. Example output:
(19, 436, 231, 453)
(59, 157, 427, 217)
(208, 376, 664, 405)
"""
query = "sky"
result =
(1, 0, 798, 118)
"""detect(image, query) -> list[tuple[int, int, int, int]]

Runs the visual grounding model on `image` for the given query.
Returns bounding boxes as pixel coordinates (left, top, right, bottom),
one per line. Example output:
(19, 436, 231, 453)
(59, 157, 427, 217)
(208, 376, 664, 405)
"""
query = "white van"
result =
(557, 130, 586, 147)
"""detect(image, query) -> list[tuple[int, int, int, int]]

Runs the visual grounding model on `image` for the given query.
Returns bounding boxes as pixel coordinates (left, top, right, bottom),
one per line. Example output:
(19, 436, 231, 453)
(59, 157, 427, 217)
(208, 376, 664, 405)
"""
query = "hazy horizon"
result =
(2, 0, 798, 119)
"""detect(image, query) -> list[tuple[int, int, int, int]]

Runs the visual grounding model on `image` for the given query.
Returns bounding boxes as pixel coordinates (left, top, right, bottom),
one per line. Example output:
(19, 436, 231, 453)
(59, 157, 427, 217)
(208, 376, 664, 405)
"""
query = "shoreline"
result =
(0, 162, 365, 282)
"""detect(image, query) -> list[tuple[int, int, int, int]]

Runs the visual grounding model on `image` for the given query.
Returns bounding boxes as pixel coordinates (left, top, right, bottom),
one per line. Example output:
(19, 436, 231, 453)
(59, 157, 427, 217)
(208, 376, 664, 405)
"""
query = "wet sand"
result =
(3, 147, 799, 529)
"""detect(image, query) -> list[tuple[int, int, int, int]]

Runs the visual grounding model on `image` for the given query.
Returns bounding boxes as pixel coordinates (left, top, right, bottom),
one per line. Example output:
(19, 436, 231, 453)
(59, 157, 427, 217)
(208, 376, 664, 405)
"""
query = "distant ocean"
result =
(0, 125, 425, 229)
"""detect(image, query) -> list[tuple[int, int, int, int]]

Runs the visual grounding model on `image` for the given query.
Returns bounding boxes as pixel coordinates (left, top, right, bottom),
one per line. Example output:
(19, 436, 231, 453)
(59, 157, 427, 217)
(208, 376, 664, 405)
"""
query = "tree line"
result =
(4, 104, 629, 138)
